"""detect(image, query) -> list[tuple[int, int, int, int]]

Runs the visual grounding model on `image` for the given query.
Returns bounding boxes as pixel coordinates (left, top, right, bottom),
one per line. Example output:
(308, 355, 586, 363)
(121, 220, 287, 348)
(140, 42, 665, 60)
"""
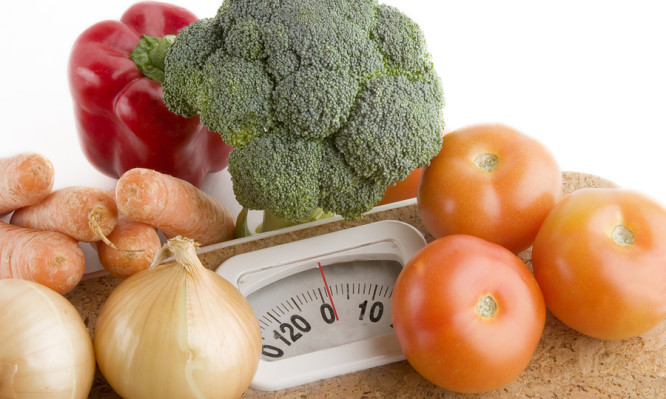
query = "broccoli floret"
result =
(197, 49, 274, 147)
(224, 17, 264, 60)
(273, 68, 359, 139)
(335, 71, 444, 185)
(161, 18, 224, 118)
(133, 0, 445, 224)
(227, 129, 322, 221)
(319, 141, 387, 219)
(372, 4, 431, 75)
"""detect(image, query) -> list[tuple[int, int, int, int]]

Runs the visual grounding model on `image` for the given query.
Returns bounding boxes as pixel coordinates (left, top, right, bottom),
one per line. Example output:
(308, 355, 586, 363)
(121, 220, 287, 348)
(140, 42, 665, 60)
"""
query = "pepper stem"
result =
(130, 35, 176, 83)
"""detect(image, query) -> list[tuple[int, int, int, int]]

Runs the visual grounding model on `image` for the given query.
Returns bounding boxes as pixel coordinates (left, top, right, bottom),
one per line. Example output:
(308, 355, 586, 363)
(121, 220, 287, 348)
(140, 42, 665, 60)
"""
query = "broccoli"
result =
(227, 128, 322, 221)
(132, 0, 445, 225)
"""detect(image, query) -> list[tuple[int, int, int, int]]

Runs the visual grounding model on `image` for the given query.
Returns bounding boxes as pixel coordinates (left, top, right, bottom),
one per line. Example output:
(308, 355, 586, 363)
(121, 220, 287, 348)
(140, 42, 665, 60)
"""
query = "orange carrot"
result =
(115, 168, 235, 246)
(0, 221, 86, 294)
(94, 190, 162, 279)
(0, 152, 54, 216)
(10, 186, 118, 243)
(95, 217, 162, 279)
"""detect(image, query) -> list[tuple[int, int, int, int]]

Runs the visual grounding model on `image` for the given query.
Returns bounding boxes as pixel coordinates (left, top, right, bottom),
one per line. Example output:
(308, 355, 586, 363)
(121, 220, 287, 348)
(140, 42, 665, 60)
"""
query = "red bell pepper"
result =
(68, 1, 231, 187)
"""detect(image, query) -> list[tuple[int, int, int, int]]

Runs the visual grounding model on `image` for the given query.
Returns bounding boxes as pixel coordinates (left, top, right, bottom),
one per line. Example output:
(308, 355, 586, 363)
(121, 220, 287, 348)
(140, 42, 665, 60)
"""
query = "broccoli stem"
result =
(260, 208, 335, 233)
(130, 35, 175, 83)
(234, 207, 335, 238)
(234, 208, 254, 238)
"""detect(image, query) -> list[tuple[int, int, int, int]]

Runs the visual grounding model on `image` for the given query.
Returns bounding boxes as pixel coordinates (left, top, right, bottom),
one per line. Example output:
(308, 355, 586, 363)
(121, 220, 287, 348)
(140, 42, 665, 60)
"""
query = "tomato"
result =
(377, 167, 423, 206)
(417, 124, 561, 253)
(391, 235, 546, 394)
(532, 188, 666, 340)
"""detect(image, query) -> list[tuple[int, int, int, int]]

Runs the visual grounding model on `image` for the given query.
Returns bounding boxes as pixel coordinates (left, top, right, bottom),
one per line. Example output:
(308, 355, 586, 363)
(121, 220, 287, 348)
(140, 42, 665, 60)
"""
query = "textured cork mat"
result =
(66, 172, 666, 398)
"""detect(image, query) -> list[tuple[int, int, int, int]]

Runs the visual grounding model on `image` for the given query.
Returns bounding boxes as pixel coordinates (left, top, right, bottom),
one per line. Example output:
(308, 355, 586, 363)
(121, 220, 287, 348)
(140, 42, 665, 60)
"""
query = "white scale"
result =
(215, 220, 426, 391)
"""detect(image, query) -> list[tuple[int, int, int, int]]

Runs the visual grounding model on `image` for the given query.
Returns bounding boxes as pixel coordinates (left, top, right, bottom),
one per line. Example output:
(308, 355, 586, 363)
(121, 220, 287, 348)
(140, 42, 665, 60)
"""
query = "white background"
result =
(2, 0, 665, 273)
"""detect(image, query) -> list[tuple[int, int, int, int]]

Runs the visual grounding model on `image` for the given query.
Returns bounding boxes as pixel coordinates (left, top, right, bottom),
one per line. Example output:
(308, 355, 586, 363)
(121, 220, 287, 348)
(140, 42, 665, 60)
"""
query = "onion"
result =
(0, 279, 95, 399)
(94, 236, 261, 399)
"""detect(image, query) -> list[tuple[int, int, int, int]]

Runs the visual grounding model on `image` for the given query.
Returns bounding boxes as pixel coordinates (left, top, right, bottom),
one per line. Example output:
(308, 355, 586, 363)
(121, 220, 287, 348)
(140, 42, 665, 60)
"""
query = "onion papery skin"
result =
(0, 279, 96, 399)
(94, 239, 261, 399)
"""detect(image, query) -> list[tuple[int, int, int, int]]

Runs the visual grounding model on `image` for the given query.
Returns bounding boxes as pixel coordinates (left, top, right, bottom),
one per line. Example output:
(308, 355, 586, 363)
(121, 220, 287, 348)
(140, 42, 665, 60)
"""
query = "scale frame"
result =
(216, 220, 426, 391)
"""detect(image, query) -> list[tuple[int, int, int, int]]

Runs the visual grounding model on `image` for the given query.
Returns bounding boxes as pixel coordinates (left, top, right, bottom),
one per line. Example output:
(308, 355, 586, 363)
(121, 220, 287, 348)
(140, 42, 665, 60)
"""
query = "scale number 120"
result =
(262, 300, 387, 358)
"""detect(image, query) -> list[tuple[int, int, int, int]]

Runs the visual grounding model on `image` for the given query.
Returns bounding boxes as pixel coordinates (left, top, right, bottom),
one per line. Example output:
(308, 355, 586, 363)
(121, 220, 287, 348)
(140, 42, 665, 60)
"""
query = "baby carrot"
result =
(95, 217, 162, 279)
(94, 190, 162, 279)
(115, 168, 235, 246)
(0, 152, 54, 216)
(0, 221, 86, 294)
(10, 186, 118, 243)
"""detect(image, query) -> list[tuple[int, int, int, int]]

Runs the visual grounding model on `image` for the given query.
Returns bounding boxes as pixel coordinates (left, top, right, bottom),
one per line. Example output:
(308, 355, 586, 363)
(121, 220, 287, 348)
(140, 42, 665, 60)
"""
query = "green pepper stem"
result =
(130, 35, 176, 83)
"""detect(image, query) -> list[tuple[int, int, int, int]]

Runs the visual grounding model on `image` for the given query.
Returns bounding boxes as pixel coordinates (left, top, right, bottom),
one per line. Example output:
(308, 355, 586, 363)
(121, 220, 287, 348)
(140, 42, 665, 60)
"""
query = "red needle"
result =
(318, 262, 339, 321)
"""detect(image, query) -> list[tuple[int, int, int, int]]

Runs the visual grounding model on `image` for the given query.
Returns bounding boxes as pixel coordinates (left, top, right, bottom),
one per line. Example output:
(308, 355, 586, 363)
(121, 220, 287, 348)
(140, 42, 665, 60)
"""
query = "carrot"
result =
(95, 217, 162, 278)
(10, 186, 118, 243)
(0, 221, 86, 294)
(115, 168, 235, 246)
(94, 190, 162, 279)
(0, 152, 54, 216)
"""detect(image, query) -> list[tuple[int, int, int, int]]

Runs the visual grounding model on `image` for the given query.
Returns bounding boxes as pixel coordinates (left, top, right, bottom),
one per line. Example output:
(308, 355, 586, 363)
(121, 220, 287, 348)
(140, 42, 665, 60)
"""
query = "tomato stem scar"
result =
(474, 153, 498, 172)
(476, 294, 498, 318)
(611, 224, 635, 247)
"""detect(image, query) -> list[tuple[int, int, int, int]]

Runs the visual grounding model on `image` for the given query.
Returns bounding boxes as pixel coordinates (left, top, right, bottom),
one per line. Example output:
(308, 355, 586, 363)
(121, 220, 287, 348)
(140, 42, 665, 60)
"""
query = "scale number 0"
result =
(262, 300, 387, 358)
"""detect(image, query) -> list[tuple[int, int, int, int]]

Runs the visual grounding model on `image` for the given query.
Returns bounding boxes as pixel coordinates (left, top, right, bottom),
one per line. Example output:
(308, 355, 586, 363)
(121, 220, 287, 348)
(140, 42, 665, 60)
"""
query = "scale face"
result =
(215, 220, 426, 391)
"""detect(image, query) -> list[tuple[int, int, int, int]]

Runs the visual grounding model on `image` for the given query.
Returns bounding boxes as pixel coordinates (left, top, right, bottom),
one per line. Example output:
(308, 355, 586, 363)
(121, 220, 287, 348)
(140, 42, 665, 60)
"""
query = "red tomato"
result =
(391, 235, 546, 394)
(377, 167, 423, 206)
(532, 188, 666, 340)
(417, 124, 561, 253)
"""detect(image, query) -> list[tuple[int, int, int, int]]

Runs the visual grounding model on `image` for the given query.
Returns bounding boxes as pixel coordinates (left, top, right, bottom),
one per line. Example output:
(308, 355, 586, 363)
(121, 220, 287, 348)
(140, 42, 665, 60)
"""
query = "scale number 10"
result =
(358, 300, 384, 323)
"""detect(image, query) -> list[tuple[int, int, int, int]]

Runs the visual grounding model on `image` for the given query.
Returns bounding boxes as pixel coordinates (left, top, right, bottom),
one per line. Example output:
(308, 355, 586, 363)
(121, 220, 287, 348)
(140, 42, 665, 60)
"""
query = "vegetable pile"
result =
(0, 151, 236, 294)
(0, 151, 248, 398)
(391, 122, 666, 394)
(1, 0, 665, 398)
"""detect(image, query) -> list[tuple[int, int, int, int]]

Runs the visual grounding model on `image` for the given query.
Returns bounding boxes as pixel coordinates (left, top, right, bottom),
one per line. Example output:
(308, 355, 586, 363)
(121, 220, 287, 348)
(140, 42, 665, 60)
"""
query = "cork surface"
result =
(66, 172, 666, 398)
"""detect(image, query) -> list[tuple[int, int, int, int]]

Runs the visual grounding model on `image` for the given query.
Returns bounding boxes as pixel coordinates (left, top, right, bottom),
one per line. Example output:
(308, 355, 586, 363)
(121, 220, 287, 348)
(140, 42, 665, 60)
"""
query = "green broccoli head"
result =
(159, 0, 444, 220)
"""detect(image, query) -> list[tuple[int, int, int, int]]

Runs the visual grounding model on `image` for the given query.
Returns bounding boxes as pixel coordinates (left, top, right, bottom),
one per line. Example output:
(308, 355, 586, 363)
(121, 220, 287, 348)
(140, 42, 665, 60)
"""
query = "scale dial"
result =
(216, 221, 426, 391)
(249, 257, 402, 361)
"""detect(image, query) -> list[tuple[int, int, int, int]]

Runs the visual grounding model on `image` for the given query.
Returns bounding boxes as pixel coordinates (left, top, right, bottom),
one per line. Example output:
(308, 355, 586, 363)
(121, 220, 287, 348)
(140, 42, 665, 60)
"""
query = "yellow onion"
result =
(0, 279, 95, 399)
(94, 236, 261, 399)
